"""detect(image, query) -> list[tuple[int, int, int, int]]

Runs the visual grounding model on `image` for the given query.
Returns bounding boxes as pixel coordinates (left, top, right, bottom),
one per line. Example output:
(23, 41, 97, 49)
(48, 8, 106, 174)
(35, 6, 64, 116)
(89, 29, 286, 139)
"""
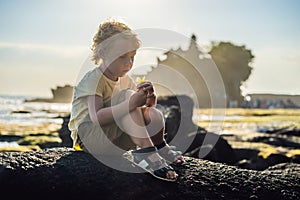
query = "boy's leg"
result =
(119, 90, 177, 179)
(142, 106, 165, 145)
(118, 90, 155, 148)
(142, 106, 185, 164)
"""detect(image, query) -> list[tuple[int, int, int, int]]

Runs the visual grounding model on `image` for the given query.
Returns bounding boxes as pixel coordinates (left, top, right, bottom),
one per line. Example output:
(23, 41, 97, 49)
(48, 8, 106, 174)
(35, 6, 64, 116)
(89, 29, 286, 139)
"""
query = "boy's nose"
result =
(125, 58, 133, 67)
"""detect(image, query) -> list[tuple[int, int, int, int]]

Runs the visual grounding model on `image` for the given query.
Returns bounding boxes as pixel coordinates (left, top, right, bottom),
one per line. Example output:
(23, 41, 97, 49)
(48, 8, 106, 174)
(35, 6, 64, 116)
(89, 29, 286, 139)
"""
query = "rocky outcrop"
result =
(0, 147, 299, 199)
(25, 85, 73, 103)
(157, 95, 239, 165)
(57, 114, 73, 147)
(157, 95, 300, 170)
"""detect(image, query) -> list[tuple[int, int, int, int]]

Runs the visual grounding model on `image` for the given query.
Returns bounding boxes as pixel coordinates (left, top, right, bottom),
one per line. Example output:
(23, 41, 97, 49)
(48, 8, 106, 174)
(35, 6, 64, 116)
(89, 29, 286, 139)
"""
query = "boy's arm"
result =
(87, 90, 147, 126)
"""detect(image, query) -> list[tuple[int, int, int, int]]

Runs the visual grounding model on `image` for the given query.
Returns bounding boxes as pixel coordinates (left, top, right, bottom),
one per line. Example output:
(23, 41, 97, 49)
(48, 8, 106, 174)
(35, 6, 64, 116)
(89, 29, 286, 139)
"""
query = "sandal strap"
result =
(149, 158, 166, 170)
(154, 165, 175, 178)
(132, 146, 157, 154)
(139, 156, 175, 177)
(134, 155, 165, 170)
(130, 147, 176, 180)
(132, 146, 158, 167)
(159, 145, 183, 164)
(155, 140, 178, 152)
(132, 147, 170, 170)
(160, 144, 182, 155)
(155, 139, 167, 150)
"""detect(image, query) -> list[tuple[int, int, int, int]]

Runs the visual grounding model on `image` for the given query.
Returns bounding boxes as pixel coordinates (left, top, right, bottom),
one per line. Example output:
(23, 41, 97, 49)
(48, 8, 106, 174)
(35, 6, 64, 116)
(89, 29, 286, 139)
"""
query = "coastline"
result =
(0, 95, 299, 199)
(0, 94, 299, 169)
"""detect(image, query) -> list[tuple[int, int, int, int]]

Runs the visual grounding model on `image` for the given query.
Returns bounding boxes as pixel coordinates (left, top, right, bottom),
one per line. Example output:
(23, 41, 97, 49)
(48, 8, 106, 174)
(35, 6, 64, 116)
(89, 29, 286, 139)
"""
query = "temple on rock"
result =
(131, 34, 227, 108)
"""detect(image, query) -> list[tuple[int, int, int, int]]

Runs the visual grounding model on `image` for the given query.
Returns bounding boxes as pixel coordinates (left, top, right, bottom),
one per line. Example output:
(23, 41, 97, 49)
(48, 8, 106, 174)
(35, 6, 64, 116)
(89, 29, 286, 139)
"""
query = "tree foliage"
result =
(209, 42, 254, 106)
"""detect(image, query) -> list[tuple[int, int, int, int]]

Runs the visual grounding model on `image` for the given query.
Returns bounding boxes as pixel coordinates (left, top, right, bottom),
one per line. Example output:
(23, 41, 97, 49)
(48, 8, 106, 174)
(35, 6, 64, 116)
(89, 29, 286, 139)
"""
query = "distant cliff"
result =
(25, 85, 74, 103)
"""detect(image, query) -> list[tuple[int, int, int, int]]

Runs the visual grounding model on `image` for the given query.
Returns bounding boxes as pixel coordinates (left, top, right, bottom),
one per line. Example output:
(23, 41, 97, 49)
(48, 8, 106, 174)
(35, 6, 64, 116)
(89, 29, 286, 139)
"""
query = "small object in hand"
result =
(136, 76, 146, 84)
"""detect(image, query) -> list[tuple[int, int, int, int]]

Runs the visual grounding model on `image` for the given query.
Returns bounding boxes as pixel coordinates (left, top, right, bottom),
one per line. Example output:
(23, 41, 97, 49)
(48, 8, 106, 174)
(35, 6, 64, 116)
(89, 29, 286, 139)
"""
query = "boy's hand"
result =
(130, 89, 148, 109)
(137, 81, 156, 107)
(145, 92, 156, 107)
(136, 81, 153, 90)
(135, 81, 156, 107)
(137, 81, 154, 96)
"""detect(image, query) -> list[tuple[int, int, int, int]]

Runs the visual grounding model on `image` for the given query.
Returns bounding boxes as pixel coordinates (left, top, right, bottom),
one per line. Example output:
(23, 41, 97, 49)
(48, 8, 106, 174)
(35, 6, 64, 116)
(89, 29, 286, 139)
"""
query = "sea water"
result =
(0, 94, 71, 148)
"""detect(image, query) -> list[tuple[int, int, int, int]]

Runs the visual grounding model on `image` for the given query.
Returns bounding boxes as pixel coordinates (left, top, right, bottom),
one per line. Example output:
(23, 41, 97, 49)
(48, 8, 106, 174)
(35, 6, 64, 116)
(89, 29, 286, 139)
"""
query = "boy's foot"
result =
(124, 146, 178, 181)
(147, 151, 178, 179)
(160, 145, 185, 164)
(155, 140, 185, 164)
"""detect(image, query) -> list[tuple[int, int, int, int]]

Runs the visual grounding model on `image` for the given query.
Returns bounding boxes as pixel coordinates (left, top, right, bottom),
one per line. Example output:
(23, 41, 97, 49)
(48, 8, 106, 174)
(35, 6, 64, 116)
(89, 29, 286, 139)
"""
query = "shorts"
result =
(77, 89, 135, 155)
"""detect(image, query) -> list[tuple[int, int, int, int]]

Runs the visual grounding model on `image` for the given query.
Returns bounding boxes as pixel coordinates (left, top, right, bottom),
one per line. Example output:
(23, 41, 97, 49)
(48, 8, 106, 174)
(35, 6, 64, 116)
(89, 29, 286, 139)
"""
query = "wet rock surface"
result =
(0, 147, 299, 199)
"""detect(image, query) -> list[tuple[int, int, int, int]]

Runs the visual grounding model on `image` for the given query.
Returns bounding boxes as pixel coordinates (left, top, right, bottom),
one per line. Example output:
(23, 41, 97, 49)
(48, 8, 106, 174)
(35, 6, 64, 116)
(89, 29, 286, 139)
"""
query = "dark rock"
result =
(291, 154, 300, 163)
(10, 110, 31, 114)
(57, 114, 73, 147)
(236, 154, 292, 171)
(0, 135, 24, 142)
(249, 136, 300, 148)
(236, 157, 269, 171)
(233, 148, 260, 161)
(266, 154, 291, 166)
(0, 147, 299, 199)
(257, 125, 300, 137)
(157, 95, 238, 165)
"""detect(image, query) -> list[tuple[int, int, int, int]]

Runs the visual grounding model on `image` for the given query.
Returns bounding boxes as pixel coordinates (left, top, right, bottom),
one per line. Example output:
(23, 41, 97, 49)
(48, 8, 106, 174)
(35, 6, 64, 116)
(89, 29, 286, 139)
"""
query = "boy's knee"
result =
(144, 107, 164, 124)
(150, 107, 163, 118)
(144, 107, 165, 135)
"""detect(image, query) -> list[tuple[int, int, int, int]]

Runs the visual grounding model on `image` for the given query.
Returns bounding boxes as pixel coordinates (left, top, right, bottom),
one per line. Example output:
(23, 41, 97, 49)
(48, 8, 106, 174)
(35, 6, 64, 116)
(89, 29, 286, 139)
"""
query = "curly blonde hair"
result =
(91, 19, 141, 65)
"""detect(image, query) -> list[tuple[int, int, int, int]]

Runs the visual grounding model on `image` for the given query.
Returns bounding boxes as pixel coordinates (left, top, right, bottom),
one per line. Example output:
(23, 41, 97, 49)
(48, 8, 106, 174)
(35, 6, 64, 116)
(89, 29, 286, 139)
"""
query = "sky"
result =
(0, 0, 299, 98)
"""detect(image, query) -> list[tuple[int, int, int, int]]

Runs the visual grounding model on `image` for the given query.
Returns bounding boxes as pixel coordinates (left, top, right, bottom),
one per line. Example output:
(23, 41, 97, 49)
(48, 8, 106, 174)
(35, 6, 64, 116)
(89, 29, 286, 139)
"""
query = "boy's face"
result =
(103, 38, 138, 77)
(106, 50, 136, 78)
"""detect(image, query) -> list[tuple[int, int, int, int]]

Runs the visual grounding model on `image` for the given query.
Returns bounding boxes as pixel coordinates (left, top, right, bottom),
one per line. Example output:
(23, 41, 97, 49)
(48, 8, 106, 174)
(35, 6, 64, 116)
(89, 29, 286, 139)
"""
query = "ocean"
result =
(0, 94, 71, 149)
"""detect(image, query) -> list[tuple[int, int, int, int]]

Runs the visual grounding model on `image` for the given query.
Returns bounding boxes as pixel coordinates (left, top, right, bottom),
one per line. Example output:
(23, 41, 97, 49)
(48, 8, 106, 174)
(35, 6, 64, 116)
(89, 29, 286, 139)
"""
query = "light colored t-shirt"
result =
(68, 66, 136, 147)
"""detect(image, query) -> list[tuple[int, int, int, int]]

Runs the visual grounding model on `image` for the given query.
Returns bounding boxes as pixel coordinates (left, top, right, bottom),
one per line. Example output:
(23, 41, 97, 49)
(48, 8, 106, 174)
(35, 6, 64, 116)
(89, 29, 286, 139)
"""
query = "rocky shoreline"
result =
(0, 147, 299, 199)
(1, 95, 300, 170)
(0, 95, 300, 199)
